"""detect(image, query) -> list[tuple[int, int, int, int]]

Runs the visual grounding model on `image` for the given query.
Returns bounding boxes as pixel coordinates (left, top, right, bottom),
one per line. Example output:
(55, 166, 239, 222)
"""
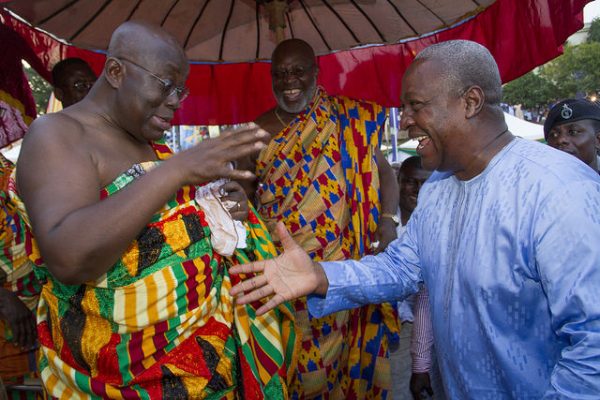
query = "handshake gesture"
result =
(230, 222, 329, 314)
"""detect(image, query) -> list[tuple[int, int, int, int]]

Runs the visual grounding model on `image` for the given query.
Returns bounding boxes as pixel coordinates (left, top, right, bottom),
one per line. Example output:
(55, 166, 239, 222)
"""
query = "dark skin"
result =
(53, 63, 97, 108)
(0, 288, 36, 350)
(228, 56, 516, 313)
(400, 58, 512, 180)
(17, 22, 265, 285)
(398, 163, 431, 226)
(242, 38, 398, 251)
(546, 120, 600, 171)
(397, 163, 433, 399)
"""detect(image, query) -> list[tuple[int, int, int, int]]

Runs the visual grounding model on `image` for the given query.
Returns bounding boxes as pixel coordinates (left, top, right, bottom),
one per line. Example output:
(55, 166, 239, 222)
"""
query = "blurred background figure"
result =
(544, 98, 600, 174)
(51, 58, 96, 108)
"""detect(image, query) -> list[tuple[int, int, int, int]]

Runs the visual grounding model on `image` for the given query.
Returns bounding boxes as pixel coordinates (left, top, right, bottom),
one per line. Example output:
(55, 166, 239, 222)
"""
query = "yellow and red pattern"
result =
(256, 88, 400, 399)
(0, 153, 39, 388)
(19, 140, 298, 399)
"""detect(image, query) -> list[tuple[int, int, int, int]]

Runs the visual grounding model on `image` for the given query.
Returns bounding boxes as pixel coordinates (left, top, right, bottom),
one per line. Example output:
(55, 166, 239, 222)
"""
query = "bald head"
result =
(108, 21, 186, 67)
(414, 40, 502, 106)
(272, 39, 316, 65)
(270, 38, 318, 114)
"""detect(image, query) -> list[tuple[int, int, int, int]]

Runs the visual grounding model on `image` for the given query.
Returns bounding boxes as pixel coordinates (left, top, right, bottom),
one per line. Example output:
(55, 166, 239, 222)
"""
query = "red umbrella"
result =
(0, 0, 591, 125)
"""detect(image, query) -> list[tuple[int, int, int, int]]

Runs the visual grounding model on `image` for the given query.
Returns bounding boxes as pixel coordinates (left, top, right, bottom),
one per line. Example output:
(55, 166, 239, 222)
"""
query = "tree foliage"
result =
(502, 72, 556, 109)
(587, 17, 600, 44)
(23, 63, 52, 115)
(503, 30, 600, 108)
(540, 42, 600, 99)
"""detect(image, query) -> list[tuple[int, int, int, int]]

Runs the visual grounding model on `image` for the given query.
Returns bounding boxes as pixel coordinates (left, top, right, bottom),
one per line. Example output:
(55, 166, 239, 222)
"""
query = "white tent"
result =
(398, 112, 544, 152)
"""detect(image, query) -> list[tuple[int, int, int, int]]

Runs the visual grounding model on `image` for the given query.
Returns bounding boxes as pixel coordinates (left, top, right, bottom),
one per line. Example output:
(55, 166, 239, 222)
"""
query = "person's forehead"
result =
(401, 59, 443, 96)
(273, 49, 313, 68)
(63, 66, 95, 81)
(550, 119, 597, 132)
(402, 165, 431, 180)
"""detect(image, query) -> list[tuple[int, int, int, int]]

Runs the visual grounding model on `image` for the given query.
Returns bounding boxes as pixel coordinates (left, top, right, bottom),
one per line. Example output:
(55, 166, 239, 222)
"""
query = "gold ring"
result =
(236, 202, 241, 211)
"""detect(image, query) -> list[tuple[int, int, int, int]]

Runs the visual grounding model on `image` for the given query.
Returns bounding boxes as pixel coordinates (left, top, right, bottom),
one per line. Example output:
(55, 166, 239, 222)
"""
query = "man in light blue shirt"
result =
(231, 40, 600, 398)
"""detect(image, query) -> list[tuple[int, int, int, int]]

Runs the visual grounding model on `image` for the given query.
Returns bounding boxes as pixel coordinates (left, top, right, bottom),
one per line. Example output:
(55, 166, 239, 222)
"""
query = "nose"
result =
(164, 91, 181, 110)
(415, 180, 424, 191)
(283, 72, 298, 84)
(400, 109, 414, 131)
(550, 131, 570, 147)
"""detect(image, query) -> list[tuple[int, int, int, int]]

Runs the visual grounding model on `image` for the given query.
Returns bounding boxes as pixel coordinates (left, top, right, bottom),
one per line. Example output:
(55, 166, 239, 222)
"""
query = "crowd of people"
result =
(0, 20, 599, 400)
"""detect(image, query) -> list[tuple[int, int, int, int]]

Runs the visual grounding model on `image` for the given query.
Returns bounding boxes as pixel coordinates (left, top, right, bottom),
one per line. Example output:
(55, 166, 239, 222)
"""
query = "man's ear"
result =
(595, 130, 600, 152)
(104, 57, 124, 89)
(53, 87, 64, 102)
(463, 85, 485, 119)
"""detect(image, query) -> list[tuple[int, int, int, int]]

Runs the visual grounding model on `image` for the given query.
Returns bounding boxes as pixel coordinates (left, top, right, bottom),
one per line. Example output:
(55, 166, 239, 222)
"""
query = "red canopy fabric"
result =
(0, 0, 590, 125)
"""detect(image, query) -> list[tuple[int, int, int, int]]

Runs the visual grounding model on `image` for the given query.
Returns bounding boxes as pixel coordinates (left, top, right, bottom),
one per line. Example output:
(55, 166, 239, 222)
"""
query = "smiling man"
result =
(544, 98, 600, 174)
(247, 38, 400, 399)
(16, 21, 297, 398)
(231, 40, 600, 398)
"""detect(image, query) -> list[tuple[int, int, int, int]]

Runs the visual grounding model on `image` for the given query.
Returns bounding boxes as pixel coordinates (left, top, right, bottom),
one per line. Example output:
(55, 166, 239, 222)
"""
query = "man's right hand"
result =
(172, 123, 269, 186)
(229, 222, 328, 315)
(410, 372, 433, 400)
(0, 288, 36, 350)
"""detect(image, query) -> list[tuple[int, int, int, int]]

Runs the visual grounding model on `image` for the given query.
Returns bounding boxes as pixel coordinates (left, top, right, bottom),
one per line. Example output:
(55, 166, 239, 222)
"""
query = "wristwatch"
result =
(381, 213, 400, 226)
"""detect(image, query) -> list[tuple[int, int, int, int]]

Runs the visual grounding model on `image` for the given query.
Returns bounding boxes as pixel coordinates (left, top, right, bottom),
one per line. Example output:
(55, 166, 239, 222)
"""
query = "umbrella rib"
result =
(70, 0, 113, 41)
(348, 0, 385, 42)
(161, 0, 181, 26)
(218, 0, 236, 60)
(126, 0, 144, 21)
(286, 12, 295, 38)
(37, 0, 82, 25)
(321, 0, 359, 42)
(415, 0, 446, 26)
(184, 0, 211, 50)
(383, 0, 417, 36)
(298, 0, 331, 51)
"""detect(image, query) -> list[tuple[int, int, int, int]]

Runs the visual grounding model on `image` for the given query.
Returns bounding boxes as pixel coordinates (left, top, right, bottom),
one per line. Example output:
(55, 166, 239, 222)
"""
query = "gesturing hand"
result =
(173, 123, 269, 186)
(217, 181, 250, 221)
(0, 288, 37, 350)
(229, 222, 328, 315)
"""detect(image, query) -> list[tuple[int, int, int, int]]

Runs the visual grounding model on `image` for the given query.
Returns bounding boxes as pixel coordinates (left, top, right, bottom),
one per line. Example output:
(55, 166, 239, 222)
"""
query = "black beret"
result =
(544, 99, 600, 139)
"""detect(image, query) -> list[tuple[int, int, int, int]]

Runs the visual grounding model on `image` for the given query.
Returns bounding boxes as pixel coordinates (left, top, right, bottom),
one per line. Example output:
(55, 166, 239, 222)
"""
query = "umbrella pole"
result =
(264, 0, 288, 44)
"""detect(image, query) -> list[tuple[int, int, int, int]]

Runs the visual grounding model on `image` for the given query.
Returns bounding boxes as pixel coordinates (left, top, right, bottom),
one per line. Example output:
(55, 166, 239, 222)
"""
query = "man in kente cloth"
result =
(15, 21, 297, 399)
(242, 38, 400, 399)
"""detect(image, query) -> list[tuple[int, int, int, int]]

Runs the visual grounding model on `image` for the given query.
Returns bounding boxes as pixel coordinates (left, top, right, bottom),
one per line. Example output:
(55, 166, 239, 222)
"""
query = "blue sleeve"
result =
(535, 180, 600, 398)
(308, 214, 423, 317)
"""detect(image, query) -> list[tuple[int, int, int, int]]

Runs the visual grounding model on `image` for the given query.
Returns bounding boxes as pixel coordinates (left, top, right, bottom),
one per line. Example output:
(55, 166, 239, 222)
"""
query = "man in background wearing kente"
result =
(246, 38, 400, 399)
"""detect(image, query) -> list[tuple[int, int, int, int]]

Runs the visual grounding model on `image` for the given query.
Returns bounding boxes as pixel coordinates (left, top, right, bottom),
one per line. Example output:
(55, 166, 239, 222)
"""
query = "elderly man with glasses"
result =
(14, 21, 298, 399)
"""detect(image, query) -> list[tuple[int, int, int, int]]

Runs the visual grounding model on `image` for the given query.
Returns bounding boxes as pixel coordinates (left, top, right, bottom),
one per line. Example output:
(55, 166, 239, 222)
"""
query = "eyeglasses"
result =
(117, 57, 189, 102)
(271, 65, 314, 80)
(72, 81, 95, 91)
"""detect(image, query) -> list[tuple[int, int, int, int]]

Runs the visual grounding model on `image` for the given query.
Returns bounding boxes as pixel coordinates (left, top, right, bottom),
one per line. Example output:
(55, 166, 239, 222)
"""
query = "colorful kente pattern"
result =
(0, 153, 40, 310)
(20, 140, 297, 399)
(0, 153, 39, 386)
(256, 88, 400, 399)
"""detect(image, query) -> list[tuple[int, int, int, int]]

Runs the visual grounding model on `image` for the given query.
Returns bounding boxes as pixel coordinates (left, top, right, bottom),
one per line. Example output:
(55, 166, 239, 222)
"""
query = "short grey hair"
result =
(415, 40, 502, 105)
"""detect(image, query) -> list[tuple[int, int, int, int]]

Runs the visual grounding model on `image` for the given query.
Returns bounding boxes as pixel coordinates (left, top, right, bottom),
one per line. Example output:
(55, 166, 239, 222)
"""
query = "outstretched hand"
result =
(229, 222, 328, 315)
(172, 123, 269, 186)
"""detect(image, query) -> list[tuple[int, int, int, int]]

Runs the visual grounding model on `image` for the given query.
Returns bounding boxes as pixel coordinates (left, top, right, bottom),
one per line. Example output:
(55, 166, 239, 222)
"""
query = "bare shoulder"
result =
(17, 110, 95, 191)
(20, 111, 87, 159)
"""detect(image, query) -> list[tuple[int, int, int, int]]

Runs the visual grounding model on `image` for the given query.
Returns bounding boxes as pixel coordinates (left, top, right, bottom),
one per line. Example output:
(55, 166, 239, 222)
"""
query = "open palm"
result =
(229, 222, 325, 315)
